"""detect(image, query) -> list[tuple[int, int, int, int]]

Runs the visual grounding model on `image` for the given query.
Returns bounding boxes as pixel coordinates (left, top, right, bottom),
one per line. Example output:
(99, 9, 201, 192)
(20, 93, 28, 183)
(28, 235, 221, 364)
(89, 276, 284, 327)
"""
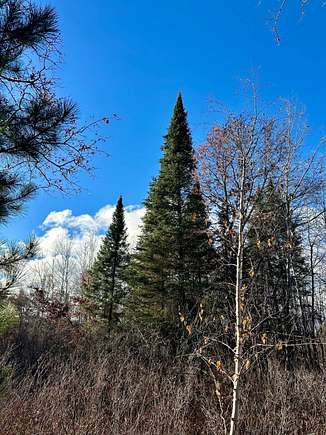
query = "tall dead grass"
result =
(0, 322, 325, 434)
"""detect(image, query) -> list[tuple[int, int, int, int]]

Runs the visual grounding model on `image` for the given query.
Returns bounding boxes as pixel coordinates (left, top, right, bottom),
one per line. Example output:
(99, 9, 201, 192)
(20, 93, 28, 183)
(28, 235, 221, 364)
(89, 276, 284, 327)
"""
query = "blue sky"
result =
(9, 0, 326, 241)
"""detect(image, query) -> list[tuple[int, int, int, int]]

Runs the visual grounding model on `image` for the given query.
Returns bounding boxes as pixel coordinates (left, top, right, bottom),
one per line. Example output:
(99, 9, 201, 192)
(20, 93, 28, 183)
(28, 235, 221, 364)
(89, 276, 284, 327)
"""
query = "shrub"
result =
(0, 303, 19, 334)
(0, 323, 325, 434)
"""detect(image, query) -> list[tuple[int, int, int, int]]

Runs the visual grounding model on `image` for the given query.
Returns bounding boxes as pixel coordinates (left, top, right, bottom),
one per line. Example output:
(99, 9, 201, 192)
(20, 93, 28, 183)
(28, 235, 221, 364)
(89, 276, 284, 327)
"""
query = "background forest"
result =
(0, 1, 325, 435)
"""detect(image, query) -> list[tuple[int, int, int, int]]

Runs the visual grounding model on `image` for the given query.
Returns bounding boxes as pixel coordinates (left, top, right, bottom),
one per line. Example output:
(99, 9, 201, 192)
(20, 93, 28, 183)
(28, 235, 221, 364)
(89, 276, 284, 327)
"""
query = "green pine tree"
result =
(183, 181, 215, 314)
(210, 201, 237, 334)
(246, 182, 290, 332)
(85, 196, 129, 329)
(246, 181, 309, 359)
(127, 95, 213, 329)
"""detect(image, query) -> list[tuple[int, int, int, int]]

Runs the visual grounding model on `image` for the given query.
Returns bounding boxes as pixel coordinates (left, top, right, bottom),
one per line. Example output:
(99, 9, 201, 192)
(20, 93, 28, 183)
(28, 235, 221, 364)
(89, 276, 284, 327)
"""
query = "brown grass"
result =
(0, 322, 325, 435)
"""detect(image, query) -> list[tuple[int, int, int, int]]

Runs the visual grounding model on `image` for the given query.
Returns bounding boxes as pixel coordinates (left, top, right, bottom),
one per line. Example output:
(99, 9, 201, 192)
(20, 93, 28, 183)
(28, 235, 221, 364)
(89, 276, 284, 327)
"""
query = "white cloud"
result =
(39, 203, 145, 256)
(94, 205, 116, 228)
(42, 209, 73, 227)
(42, 209, 98, 233)
(19, 203, 145, 295)
(124, 207, 145, 247)
(38, 226, 70, 257)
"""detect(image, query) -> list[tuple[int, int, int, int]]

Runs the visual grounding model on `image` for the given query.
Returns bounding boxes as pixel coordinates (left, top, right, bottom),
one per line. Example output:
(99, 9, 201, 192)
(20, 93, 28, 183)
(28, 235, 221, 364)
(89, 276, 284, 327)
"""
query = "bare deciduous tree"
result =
(195, 97, 325, 434)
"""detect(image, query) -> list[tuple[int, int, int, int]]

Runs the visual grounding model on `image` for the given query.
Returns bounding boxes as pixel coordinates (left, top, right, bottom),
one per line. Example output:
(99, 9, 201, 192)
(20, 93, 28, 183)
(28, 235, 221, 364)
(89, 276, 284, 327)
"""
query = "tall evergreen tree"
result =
(216, 201, 237, 311)
(183, 181, 215, 312)
(127, 95, 213, 328)
(246, 181, 310, 368)
(85, 196, 129, 329)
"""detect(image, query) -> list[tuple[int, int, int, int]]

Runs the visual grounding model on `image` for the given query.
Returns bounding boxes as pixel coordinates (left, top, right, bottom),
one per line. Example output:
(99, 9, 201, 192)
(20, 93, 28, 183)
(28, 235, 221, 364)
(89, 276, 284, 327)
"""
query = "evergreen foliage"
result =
(213, 201, 237, 326)
(0, 0, 101, 300)
(127, 95, 213, 328)
(247, 182, 309, 337)
(85, 196, 129, 329)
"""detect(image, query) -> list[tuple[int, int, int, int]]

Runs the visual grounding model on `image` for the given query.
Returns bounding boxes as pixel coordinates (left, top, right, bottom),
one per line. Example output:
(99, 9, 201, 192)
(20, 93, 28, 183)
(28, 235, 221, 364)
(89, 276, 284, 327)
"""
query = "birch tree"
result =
(196, 100, 325, 434)
(198, 112, 277, 434)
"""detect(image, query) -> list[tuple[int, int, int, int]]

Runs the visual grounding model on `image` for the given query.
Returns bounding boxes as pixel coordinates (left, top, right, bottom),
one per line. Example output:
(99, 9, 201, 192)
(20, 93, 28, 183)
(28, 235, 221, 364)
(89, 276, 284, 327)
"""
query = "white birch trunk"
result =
(229, 161, 245, 435)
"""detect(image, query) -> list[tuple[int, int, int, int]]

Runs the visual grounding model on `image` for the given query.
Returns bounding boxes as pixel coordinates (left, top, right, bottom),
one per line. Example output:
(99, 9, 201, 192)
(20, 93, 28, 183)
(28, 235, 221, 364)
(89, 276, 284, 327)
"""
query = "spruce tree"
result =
(247, 181, 309, 357)
(127, 95, 213, 328)
(183, 181, 215, 314)
(246, 182, 289, 332)
(85, 196, 129, 329)
(210, 201, 237, 334)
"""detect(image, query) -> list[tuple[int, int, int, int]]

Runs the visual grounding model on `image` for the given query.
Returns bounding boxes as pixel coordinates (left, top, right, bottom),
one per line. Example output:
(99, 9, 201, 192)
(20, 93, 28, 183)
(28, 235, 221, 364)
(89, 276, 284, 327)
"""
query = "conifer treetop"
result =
(163, 93, 193, 155)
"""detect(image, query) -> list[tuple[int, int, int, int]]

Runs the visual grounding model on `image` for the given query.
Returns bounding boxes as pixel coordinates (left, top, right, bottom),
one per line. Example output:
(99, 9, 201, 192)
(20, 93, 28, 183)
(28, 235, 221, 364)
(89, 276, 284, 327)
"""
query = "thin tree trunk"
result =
(108, 302, 113, 326)
(309, 243, 315, 337)
(229, 161, 245, 435)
